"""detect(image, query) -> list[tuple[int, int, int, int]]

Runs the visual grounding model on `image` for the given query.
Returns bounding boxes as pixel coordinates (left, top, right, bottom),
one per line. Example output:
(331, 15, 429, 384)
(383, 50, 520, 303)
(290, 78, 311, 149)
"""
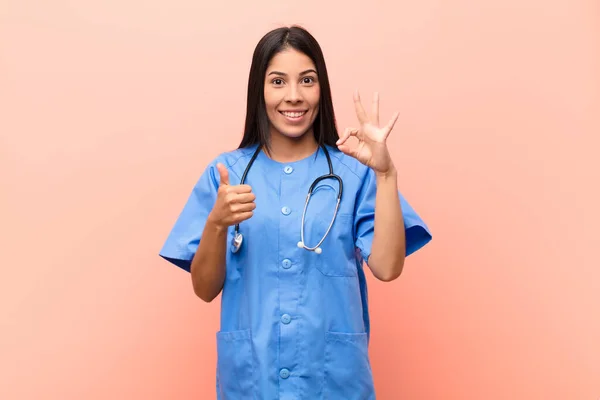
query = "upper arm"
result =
(353, 168, 432, 264)
(159, 161, 220, 273)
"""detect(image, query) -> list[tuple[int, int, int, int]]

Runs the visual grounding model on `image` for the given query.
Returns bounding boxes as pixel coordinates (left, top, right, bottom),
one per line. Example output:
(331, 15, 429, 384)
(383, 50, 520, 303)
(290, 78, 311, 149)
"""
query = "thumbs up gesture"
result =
(207, 163, 256, 228)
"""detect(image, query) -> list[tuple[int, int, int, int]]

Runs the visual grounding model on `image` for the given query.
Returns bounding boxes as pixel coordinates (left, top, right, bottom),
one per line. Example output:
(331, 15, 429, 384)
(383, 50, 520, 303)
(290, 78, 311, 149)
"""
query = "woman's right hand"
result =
(207, 163, 256, 228)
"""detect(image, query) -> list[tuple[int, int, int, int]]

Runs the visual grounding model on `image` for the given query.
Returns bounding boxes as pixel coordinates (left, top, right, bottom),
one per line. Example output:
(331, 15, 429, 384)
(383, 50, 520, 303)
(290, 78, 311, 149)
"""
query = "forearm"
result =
(190, 217, 228, 302)
(368, 166, 406, 281)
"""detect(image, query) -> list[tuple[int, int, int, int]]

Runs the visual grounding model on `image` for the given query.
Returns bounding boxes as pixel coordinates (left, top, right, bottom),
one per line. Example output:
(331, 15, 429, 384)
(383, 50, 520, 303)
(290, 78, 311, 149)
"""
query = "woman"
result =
(160, 25, 432, 399)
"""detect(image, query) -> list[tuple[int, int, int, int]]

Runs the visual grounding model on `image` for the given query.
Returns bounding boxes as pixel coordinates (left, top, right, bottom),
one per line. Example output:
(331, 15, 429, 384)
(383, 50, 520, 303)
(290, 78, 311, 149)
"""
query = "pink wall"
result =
(1, 0, 599, 398)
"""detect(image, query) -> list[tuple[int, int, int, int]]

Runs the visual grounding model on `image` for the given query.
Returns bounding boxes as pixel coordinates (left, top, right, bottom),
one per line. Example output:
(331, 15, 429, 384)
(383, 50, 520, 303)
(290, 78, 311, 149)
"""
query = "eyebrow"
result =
(267, 69, 317, 77)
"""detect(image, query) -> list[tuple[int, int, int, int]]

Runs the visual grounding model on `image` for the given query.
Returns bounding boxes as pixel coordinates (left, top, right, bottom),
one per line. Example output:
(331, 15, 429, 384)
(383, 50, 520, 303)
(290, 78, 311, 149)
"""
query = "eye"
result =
(302, 77, 315, 84)
(272, 78, 284, 86)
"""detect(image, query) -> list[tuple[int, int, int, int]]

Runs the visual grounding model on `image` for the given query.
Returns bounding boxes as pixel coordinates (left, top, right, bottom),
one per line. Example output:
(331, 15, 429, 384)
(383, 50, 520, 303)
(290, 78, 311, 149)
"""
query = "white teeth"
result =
(281, 111, 306, 118)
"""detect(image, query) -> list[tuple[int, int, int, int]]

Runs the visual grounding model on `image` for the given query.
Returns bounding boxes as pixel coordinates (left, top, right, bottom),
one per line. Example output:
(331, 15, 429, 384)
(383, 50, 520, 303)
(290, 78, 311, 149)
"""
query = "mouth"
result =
(279, 110, 308, 122)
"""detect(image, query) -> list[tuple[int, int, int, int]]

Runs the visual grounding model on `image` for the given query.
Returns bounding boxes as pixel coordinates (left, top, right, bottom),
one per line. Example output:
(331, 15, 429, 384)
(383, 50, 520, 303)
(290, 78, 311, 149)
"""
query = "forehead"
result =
(266, 48, 316, 74)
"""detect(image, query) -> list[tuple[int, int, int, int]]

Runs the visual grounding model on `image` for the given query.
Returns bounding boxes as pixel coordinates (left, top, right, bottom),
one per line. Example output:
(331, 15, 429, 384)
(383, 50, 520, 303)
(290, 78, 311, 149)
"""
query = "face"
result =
(264, 48, 320, 141)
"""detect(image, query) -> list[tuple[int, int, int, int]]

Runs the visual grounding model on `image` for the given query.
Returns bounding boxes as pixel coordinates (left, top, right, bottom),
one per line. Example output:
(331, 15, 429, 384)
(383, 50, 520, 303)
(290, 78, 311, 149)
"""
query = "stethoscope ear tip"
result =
(297, 241, 322, 254)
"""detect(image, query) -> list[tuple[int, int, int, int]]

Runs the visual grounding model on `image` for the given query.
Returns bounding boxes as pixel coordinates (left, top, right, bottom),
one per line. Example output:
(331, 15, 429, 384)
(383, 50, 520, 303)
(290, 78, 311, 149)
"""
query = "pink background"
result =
(1, 0, 599, 398)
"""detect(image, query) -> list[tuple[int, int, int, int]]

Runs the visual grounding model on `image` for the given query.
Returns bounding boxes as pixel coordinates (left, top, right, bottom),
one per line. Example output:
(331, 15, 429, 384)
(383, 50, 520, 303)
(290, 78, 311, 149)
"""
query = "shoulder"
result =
(202, 145, 259, 182)
(211, 146, 257, 170)
(325, 145, 372, 184)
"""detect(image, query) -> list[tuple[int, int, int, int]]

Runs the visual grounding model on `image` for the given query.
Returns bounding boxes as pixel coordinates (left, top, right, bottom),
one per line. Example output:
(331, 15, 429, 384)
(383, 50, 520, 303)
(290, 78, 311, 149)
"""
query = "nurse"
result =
(160, 25, 432, 399)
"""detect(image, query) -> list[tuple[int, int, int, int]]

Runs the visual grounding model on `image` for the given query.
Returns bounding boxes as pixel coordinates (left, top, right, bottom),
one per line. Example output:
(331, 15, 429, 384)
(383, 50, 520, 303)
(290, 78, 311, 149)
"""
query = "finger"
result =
(233, 211, 254, 224)
(383, 112, 400, 139)
(216, 163, 229, 186)
(231, 201, 256, 213)
(225, 191, 254, 205)
(228, 184, 253, 194)
(233, 192, 256, 204)
(337, 145, 357, 159)
(337, 142, 359, 159)
(336, 127, 357, 146)
(353, 90, 369, 124)
(335, 128, 349, 145)
(371, 92, 379, 126)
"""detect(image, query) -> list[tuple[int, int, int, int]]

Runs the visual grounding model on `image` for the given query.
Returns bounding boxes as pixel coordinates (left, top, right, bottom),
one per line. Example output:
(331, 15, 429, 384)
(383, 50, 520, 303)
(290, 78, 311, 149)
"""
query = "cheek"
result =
(310, 90, 320, 110)
(311, 99, 320, 116)
(266, 108, 280, 125)
(264, 99, 279, 120)
(263, 88, 279, 109)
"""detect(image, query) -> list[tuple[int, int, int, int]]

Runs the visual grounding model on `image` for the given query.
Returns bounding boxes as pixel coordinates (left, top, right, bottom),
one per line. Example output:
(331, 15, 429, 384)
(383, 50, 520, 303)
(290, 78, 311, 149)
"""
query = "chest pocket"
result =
(315, 213, 357, 277)
(301, 182, 358, 277)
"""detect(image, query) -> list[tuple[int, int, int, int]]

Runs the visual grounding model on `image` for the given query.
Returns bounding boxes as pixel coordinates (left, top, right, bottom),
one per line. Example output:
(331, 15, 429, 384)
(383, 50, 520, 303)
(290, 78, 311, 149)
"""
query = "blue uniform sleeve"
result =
(354, 168, 432, 264)
(159, 162, 220, 273)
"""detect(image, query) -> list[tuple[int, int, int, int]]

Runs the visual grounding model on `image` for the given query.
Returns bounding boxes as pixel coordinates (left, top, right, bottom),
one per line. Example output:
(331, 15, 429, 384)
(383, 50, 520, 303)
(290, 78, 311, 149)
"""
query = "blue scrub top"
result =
(160, 144, 432, 399)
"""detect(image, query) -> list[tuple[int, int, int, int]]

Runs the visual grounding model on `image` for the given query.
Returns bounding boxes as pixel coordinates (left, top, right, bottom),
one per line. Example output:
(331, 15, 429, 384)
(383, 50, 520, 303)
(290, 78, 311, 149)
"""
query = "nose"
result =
(284, 83, 302, 103)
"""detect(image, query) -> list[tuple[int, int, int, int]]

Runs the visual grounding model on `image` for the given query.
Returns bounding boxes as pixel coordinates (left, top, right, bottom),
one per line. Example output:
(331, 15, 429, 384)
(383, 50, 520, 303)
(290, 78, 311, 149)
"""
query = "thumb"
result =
(337, 143, 357, 159)
(216, 163, 229, 186)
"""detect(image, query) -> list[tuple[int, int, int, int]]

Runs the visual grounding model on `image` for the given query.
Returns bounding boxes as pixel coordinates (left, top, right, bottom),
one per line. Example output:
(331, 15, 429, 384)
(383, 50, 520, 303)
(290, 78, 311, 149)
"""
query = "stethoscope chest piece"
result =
(231, 232, 243, 253)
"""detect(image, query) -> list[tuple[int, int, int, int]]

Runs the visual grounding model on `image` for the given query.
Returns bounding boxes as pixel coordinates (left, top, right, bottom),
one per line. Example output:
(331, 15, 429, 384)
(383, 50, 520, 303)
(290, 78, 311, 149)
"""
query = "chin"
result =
(271, 125, 311, 140)
(281, 128, 311, 139)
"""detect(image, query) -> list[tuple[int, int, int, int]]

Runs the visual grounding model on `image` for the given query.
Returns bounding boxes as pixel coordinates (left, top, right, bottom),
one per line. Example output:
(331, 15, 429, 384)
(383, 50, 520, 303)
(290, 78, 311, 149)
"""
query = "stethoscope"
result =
(231, 145, 343, 255)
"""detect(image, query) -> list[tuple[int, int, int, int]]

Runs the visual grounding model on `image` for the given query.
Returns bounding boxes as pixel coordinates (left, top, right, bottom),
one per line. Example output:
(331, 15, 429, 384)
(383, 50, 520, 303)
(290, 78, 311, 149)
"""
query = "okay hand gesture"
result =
(336, 91, 399, 175)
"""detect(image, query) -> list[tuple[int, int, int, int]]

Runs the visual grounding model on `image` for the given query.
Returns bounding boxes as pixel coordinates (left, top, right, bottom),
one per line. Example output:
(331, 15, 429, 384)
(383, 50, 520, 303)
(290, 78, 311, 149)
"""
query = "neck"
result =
(265, 130, 319, 163)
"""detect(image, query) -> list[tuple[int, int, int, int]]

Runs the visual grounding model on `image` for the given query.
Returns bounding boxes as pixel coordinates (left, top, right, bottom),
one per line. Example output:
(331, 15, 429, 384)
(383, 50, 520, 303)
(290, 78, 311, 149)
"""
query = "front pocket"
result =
(323, 331, 375, 399)
(216, 329, 255, 399)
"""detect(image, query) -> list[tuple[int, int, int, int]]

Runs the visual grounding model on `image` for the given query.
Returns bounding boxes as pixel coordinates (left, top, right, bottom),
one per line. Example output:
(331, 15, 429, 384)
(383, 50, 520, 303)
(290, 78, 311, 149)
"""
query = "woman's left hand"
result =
(336, 91, 399, 175)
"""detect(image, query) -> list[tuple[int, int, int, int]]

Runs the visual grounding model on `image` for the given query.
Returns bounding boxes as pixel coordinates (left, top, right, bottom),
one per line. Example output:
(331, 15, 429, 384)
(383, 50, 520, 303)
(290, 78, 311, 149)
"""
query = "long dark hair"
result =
(238, 25, 339, 149)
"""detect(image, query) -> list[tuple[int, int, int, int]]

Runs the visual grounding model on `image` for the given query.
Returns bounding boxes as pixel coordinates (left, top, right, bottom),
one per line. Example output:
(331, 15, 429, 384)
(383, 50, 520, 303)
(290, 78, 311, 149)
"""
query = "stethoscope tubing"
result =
(231, 144, 343, 254)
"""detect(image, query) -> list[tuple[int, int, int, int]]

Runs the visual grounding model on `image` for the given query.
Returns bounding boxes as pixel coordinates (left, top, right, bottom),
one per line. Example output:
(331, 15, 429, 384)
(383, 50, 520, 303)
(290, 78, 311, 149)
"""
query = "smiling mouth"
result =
(279, 110, 307, 119)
